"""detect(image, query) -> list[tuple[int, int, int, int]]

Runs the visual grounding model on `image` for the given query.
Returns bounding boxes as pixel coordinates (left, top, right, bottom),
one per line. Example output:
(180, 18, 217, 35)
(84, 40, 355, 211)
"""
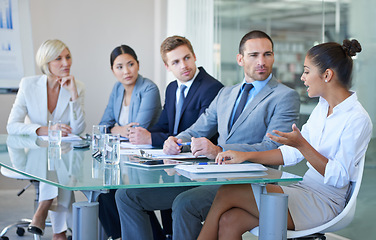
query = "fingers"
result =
(126, 123, 140, 136)
(128, 122, 139, 128)
(60, 124, 72, 136)
(163, 137, 182, 155)
(190, 137, 206, 156)
(215, 151, 233, 165)
(60, 75, 75, 86)
(292, 123, 300, 133)
(128, 128, 140, 144)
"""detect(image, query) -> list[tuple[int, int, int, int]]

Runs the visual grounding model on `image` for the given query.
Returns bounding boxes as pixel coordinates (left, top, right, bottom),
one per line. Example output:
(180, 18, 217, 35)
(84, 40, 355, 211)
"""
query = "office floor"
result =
(1, 139, 375, 240)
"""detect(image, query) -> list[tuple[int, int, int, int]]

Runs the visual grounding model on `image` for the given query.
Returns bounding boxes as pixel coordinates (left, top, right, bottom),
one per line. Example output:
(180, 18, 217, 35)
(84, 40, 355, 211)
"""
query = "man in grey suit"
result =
(115, 30, 300, 240)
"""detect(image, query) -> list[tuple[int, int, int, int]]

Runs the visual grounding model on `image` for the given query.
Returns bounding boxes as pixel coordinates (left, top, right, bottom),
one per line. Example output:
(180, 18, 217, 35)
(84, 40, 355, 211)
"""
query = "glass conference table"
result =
(0, 134, 302, 240)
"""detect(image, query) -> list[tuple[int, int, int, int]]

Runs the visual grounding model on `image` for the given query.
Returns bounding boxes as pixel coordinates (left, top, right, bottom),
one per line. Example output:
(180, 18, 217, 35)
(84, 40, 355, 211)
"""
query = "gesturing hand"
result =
(266, 123, 305, 149)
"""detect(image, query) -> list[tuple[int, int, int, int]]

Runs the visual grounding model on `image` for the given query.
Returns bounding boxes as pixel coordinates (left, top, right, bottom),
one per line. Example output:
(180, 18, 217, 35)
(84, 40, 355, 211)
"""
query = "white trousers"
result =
(39, 182, 74, 234)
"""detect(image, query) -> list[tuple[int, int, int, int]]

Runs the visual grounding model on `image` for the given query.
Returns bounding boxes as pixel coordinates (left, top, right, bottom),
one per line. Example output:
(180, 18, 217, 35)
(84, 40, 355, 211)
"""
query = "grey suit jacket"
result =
(177, 76, 300, 152)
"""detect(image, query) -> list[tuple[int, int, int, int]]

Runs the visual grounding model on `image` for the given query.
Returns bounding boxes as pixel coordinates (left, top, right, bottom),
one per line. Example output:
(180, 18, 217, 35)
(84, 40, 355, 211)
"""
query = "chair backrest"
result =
(1, 166, 33, 180)
(286, 154, 365, 238)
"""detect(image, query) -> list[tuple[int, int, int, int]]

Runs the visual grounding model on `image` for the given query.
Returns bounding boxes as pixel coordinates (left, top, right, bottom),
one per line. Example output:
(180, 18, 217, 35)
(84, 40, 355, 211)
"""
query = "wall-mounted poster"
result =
(0, 0, 24, 88)
(0, 0, 34, 91)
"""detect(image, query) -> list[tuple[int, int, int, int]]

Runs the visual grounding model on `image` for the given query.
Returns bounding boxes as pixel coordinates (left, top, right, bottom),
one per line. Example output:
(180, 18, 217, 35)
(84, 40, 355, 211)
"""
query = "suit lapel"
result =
(167, 82, 178, 133)
(180, 73, 202, 114)
(225, 84, 242, 134)
(54, 87, 71, 121)
(115, 84, 125, 123)
(129, 76, 143, 122)
(227, 77, 278, 138)
(37, 76, 49, 123)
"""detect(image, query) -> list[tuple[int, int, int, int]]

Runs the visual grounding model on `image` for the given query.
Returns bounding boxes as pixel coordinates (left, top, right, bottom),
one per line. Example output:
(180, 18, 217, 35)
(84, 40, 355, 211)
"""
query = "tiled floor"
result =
(1, 139, 375, 239)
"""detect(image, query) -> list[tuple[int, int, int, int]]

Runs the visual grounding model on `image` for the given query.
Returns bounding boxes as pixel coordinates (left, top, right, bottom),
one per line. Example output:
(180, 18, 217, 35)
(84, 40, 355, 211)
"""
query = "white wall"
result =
(0, 0, 163, 134)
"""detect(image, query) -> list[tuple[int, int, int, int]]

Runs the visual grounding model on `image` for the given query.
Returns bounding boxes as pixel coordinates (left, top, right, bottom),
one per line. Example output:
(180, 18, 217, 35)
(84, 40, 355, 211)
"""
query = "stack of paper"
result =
(175, 163, 267, 173)
(120, 142, 153, 149)
(120, 148, 205, 159)
(39, 134, 82, 142)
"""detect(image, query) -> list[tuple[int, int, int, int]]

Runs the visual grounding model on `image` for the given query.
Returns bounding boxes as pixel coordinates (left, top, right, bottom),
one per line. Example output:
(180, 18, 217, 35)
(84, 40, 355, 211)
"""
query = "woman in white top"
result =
(7, 39, 85, 240)
(197, 39, 372, 239)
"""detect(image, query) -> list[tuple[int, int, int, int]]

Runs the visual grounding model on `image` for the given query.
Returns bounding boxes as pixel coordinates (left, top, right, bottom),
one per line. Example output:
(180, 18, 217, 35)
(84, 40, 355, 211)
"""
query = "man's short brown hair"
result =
(160, 35, 195, 64)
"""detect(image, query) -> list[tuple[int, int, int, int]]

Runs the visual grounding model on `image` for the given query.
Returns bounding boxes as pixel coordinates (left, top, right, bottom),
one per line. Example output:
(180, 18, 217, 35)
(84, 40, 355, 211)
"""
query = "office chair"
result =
(250, 155, 366, 240)
(0, 166, 51, 240)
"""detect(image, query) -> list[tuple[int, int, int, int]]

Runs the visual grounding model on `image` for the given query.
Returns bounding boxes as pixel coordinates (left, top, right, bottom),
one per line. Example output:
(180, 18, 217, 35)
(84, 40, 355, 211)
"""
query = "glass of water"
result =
(92, 125, 107, 158)
(103, 164, 120, 185)
(48, 145, 61, 171)
(48, 120, 62, 147)
(103, 134, 120, 165)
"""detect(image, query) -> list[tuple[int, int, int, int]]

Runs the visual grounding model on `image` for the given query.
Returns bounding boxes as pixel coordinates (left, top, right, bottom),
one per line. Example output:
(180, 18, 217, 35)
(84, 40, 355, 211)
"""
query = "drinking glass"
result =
(48, 145, 61, 171)
(103, 134, 120, 165)
(103, 164, 120, 185)
(92, 125, 107, 158)
(48, 120, 62, 147)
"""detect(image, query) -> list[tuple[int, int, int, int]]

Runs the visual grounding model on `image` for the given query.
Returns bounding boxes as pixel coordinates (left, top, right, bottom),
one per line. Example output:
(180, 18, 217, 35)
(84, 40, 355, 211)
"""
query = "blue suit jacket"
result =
(99, 75, 161, 133)
(150, 67, 223, 147)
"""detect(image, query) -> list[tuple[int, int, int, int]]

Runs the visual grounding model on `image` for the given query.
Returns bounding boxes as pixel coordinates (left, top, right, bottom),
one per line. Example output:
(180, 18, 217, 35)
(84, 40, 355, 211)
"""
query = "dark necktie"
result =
(230, 83, 253, 129)
(173, 85, 187, 135)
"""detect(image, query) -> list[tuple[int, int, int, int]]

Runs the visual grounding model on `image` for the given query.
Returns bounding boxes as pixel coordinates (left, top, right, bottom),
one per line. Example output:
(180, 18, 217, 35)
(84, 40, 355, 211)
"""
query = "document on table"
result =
(39, 134, 82, 142)
(174, 163, 267, 173)
(120, 148, 205, 159)
(120, 142, 154, 149)
(175, 169, 268, 180)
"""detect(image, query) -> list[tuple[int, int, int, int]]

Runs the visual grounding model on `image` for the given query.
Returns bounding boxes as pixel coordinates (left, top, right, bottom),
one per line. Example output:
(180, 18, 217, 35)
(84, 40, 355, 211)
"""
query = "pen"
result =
(177, 142, 191, 146)
(198, 162, 218, 165)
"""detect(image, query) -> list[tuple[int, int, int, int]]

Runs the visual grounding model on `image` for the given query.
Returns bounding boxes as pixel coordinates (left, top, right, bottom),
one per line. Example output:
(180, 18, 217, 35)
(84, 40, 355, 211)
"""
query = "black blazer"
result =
(150, 67, 223, 147)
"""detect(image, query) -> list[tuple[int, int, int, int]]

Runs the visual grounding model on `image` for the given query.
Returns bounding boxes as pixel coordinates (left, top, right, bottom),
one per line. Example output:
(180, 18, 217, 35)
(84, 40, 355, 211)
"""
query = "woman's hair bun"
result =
(342, 39, 362, 57)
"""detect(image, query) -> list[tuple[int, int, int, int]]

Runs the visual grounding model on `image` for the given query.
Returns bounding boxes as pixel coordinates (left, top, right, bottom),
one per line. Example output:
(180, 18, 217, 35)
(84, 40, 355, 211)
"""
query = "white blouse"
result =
(279, 92, 372, 188)
(119, 105, 130, 126)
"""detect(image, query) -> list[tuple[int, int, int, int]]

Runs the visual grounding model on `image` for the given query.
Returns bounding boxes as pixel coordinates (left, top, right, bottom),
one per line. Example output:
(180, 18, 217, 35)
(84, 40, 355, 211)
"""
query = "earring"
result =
(325, 79, 328, 83)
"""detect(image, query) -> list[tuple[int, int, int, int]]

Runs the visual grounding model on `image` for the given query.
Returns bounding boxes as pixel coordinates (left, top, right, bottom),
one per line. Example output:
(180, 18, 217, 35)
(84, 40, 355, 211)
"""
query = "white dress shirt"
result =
(280, 92, 372, 188)
(176, 67, 199, 102)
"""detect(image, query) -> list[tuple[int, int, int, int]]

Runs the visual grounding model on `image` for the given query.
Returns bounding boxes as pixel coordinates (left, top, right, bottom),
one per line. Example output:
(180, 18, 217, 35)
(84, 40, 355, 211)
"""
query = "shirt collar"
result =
(177, 67, 199, 89)
(240, 73, 272, 91)
(319, 91, 357, 113)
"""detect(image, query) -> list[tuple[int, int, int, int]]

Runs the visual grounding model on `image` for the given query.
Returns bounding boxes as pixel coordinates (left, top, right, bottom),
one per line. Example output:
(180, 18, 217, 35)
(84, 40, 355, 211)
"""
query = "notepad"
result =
(39, 134, 82, 142)
(174, 163, 267, 174)
(120, 148, 205, 159)
(175, 169, 268, 180)
(120, 142, 154, 149)
(124, 157, 192, 168)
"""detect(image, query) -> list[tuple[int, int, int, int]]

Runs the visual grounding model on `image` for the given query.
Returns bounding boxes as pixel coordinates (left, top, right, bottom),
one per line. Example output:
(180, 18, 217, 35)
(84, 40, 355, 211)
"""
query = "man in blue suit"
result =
(127, 35, 223, 239)
(128, 35, 223, 147)
(116, 30, 301, 240)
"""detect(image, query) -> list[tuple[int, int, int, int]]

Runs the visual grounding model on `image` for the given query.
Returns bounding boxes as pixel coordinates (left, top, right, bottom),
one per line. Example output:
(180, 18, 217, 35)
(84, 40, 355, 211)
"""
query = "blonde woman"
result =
(7, 39, 85, 240)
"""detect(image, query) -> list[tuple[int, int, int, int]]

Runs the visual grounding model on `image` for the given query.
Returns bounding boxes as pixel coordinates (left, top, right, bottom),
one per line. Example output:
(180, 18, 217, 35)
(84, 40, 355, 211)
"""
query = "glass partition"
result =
(212, 0, 350, 125)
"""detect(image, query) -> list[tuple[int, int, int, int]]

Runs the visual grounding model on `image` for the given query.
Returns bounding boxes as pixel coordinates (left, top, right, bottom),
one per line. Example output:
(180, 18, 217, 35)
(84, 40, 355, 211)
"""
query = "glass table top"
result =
(0, 134, 302, 191)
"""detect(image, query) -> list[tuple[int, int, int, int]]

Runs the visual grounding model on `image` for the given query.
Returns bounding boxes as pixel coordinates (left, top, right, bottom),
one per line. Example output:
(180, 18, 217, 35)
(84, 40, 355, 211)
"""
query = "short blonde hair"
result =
(35, 39, 70, 76)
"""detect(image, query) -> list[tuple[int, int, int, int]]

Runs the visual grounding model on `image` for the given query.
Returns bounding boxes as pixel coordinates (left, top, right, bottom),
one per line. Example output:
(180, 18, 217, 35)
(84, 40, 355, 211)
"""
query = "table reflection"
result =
(6, 135, 84, 186)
